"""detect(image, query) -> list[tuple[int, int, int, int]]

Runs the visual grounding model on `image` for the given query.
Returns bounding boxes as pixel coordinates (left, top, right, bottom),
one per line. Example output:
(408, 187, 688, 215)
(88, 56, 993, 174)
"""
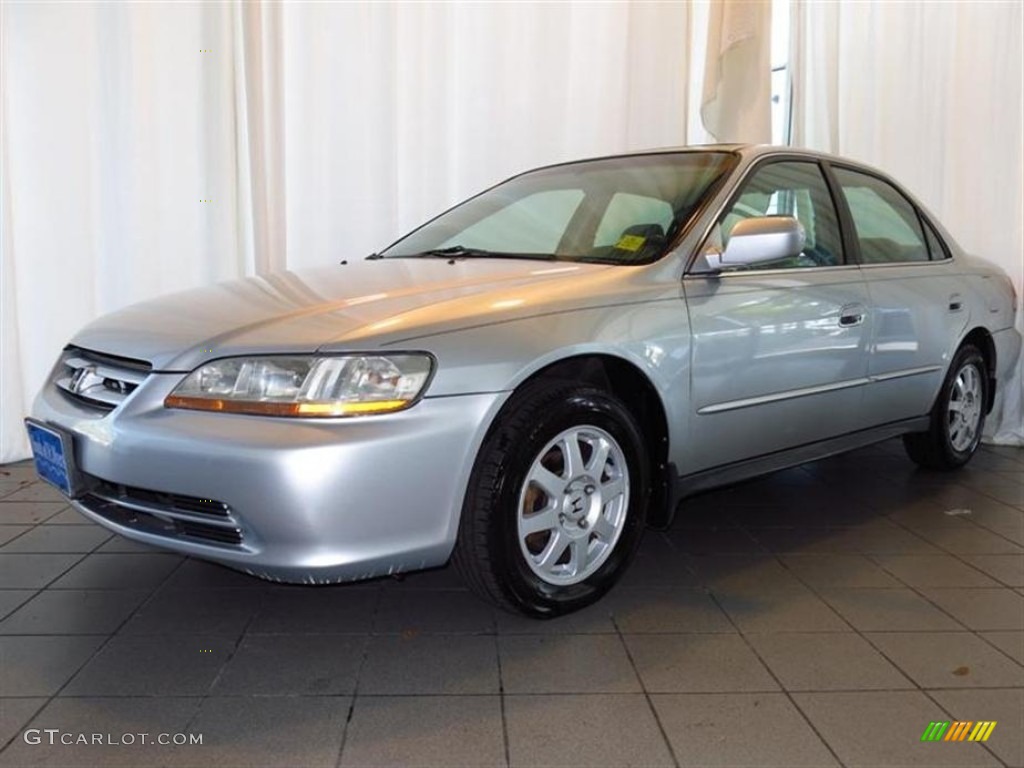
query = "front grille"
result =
(54, 347, 152, 411)
(80, 476, 244, 548)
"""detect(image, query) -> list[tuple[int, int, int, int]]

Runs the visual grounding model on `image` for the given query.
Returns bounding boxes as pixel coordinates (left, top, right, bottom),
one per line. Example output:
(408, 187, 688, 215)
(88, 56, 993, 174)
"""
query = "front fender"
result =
(399, 300, 693, 471)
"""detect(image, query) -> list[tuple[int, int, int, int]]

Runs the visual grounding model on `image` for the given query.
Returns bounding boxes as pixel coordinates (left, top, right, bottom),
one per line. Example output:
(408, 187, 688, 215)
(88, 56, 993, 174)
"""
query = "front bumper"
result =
(32, 371, 505, 583)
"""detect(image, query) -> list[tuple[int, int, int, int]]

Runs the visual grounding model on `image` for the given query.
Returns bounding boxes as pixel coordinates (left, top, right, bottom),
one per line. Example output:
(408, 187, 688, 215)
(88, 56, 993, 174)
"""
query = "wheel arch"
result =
(959, 326, 997, 413)
(493, 353, 675, 528)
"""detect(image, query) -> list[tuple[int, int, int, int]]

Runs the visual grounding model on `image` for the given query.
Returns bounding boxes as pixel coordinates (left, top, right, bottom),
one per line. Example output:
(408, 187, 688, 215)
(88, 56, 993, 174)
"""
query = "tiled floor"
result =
(0, 439, 1021, 767)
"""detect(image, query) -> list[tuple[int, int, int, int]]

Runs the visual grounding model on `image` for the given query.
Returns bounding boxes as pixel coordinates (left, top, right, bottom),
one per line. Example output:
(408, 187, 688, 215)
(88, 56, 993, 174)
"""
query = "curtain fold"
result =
(233, 1, 287, 276)
(0, 1, 697, 462)
(700, 0, 772, 143)
(790, 0, 1024, 444)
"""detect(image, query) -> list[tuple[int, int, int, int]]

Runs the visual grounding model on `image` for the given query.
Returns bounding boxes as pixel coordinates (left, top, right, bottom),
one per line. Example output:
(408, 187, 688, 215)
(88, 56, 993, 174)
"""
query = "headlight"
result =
(164, 354, 433, 417)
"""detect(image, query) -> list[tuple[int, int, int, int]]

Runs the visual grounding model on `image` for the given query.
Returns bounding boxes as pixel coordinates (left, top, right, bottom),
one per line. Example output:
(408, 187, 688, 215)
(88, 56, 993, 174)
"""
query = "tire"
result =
(903, 344, 988, 470)
(453, 381, 649, 617)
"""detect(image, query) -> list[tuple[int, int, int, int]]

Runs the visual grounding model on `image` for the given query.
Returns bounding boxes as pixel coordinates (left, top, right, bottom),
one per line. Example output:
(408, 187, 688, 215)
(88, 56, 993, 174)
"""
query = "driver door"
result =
(683, 159, 873, 472)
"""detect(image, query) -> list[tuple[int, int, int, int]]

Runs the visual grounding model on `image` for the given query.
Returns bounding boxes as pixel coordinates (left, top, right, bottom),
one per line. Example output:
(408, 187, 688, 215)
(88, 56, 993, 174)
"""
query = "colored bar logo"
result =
(921, 721, 996, 742)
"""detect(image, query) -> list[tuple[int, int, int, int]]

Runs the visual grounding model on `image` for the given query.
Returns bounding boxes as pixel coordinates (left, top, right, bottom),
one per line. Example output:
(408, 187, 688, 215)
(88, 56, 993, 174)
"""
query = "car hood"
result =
(70, 258, 626, 370)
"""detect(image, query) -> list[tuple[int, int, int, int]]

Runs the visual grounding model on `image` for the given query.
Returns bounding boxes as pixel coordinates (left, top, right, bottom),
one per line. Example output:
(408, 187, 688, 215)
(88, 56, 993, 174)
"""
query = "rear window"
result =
(834, 167, 930, 264)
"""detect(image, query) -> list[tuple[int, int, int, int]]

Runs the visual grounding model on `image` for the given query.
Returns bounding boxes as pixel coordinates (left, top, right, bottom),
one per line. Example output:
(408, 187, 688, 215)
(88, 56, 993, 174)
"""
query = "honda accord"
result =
(26, 145, 1021, 616)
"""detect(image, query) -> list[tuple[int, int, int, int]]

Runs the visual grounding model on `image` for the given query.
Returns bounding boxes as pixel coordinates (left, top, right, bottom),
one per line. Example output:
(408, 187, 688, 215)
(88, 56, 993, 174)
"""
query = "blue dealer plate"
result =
(24, 419, 77, 497)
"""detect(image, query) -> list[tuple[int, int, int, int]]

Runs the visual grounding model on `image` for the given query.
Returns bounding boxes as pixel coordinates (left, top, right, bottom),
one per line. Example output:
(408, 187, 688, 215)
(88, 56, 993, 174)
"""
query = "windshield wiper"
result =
(420, 245, 497, 258)
(418, 246, 556, 261)
(377, 245, 557, 261)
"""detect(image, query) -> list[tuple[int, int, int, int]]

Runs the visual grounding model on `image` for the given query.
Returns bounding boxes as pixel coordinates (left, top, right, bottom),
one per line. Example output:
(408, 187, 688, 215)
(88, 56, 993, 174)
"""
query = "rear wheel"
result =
(453, 382, 649, 617)
(903, 344, 988, 470)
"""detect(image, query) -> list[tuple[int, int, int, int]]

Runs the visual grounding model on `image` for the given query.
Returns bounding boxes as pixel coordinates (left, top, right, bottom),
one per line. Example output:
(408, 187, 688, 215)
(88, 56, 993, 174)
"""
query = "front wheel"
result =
(453, 382, 649, 617)
(903, 344, 988, 470)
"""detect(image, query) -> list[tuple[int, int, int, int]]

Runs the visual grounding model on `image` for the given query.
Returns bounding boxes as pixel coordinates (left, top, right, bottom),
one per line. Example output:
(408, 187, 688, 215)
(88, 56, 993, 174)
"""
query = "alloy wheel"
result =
(516, 425, 630, 585)
(948, 362, 983, 452)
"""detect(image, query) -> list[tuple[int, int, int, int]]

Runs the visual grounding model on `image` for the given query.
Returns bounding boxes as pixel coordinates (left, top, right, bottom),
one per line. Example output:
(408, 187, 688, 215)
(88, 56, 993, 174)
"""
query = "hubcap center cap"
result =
(562, 477, 599, 523)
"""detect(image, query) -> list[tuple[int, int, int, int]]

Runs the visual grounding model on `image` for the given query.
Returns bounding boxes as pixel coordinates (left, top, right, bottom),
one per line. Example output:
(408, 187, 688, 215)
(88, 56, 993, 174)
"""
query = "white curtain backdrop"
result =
(1, 1, 700, 462)
(279, 1, 699, 270)
(790, 0, 1024, 445)
(4, 1, 1020, 460)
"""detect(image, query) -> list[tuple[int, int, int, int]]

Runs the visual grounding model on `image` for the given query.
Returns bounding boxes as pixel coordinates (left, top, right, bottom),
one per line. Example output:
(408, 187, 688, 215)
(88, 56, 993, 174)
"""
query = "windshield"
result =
(381, 152, 736, 265)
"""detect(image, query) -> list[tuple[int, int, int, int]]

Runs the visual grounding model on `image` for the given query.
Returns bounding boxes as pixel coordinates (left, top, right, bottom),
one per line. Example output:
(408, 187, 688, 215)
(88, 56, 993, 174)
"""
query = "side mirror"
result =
(705, 216, 806, 271)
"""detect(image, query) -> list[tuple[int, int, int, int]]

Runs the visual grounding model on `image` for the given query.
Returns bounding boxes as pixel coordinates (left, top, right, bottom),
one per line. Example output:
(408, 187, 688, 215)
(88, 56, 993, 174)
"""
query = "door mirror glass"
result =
(706, 216, 806, 271)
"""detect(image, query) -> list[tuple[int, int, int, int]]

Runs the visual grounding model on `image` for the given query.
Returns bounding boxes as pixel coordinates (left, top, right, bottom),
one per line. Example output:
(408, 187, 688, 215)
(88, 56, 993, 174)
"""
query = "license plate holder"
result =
(24, 418, 82, 498)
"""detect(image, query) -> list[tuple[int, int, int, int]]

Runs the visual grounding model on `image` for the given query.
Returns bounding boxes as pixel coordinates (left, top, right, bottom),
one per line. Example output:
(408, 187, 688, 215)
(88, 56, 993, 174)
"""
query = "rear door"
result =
(830, 166, 965, 425)
(684, 159, 873, 472)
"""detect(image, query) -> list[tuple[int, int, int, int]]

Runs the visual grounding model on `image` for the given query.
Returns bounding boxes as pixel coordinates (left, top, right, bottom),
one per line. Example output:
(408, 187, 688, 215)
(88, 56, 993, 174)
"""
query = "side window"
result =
(445, 189, 584, 254)
(594, 193, 675, 248)
(923, 217, 951, 261)
(833, 168, 929, 264)
(716, 161, 844, 269)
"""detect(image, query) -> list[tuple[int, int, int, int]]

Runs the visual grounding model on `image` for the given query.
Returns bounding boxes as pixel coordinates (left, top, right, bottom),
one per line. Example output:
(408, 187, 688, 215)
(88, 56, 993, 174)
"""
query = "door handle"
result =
(949, 293, 963, 312)
(839, 303, 866, 327)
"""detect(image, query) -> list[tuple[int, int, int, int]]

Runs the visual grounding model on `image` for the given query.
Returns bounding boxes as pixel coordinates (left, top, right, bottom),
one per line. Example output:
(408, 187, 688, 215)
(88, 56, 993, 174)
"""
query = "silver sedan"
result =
(26, 145, 1021, 616)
